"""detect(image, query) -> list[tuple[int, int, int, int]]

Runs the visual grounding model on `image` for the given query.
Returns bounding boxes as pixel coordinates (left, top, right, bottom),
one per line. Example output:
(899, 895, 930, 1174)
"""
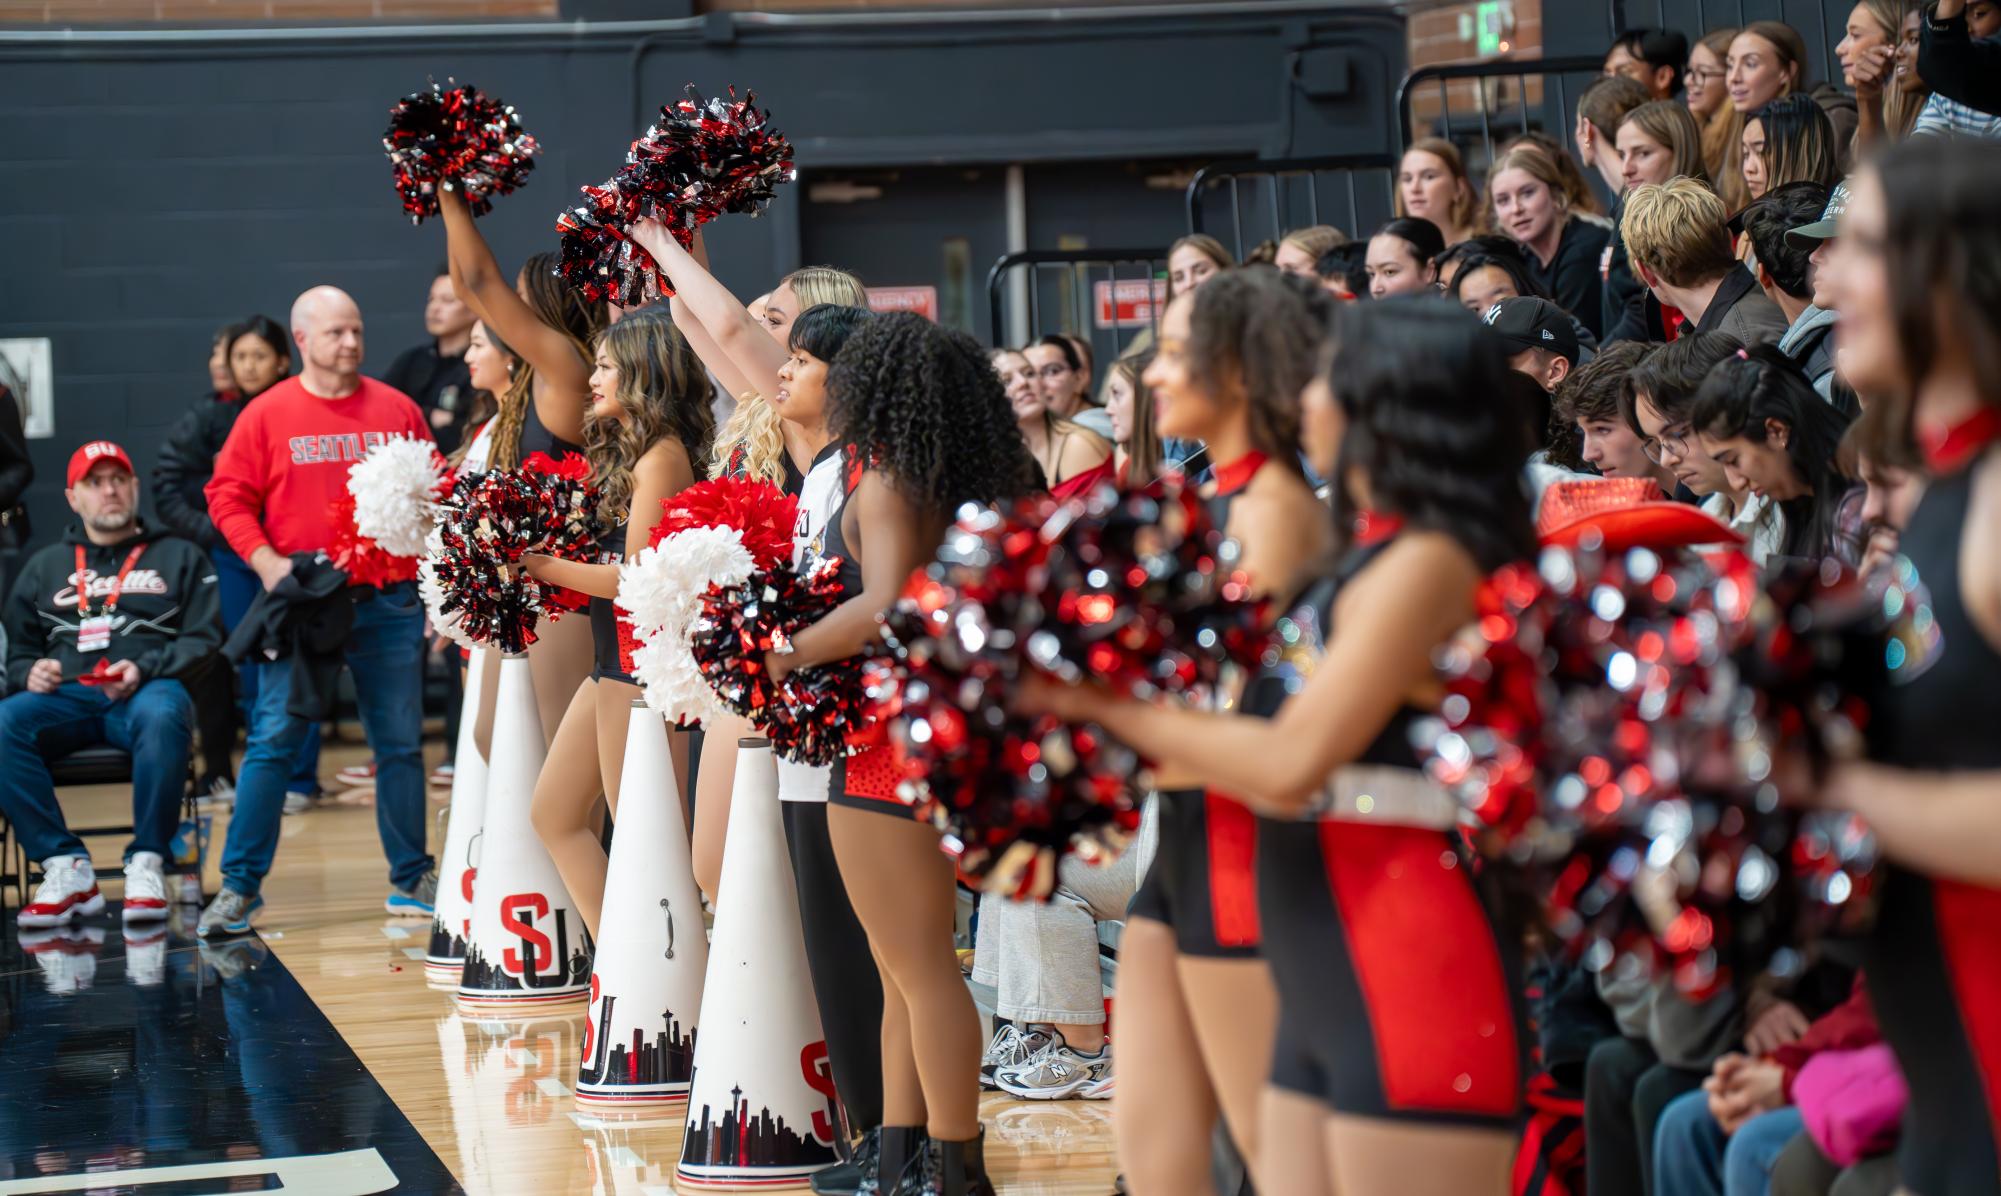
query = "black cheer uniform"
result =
(1249, 536, 1525, 1123)
(588, 512, 634, 685)
(1864, 451, 2001, 1196)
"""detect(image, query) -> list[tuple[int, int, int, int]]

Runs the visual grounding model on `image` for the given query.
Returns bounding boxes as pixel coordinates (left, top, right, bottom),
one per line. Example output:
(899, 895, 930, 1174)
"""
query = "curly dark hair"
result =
(825, 312, 1039, 511)
(1185, 267, 1336, 477)
(1325, 303, 1538, 572)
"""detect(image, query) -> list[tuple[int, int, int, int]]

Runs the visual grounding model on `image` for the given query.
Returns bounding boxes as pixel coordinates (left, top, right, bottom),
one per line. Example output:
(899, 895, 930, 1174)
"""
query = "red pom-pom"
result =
(328, 492, 421, 588)
(555, 85, 795, 305)
(649, 476, 799, 569)
(382, 80, 539, 225)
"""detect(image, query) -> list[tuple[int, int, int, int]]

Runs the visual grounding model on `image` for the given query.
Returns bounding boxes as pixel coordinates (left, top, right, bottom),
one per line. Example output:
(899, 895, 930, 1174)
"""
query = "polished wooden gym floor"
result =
(0, 741, 1120, 1195)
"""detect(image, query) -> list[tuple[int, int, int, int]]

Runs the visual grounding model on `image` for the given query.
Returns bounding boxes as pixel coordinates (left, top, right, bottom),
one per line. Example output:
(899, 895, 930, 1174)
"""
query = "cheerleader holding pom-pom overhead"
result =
(1020, 302, 1540, 1196)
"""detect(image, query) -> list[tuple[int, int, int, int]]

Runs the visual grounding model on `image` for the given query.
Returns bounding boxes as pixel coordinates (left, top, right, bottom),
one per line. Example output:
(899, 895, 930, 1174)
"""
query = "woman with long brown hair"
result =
(1396, 138, 1486, 248)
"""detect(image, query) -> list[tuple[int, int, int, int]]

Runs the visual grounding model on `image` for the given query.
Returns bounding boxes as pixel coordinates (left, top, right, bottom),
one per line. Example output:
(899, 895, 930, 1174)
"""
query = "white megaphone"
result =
(576, 702, 707, 1109)
(676, 738, 842, 1189)
(457, 654, 591, 1014)
(427, 646, 492, 986)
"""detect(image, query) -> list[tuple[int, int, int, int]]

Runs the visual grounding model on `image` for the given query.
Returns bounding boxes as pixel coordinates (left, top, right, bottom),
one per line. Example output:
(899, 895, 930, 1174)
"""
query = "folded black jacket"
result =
(222, 553, 360, 721)
(3, 522, 222, 691)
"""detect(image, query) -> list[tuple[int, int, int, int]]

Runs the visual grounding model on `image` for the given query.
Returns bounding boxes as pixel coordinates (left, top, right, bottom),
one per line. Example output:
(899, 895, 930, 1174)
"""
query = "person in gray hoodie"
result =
(1738, 182, 1855, 411)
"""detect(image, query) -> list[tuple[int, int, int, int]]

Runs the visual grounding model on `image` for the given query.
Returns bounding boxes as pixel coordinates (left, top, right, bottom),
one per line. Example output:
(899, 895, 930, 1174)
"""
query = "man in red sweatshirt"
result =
(198, 285, 436, 938)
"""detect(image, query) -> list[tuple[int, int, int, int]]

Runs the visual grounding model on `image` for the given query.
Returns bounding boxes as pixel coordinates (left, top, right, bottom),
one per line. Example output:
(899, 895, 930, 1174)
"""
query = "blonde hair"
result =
(1619, 100, 1708, 182)
(1620, 177, 1737, 288)
(587, 312, 714, 523)
(1695, 28, 1748, 207)
(1395, 138, 1487, 240)
(1859, 0, 1925, 138)
(707, 265, 867, 482)
(1281, 224, 1348, 260)
(1488, 143, 1579, 229)
(1496, 132, 1602, 217)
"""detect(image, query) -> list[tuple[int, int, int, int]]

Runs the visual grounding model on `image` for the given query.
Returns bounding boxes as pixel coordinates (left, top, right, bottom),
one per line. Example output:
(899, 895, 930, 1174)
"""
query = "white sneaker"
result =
(994, 1033, 1114, 1100)
(122, 852, 170, 922)
(980, 1022, 1054, 1090)
(17, 857, 106, 928)
(21, 925, 105, 995)
(125, 924, 167, 987)
(283, 789, 317, 815)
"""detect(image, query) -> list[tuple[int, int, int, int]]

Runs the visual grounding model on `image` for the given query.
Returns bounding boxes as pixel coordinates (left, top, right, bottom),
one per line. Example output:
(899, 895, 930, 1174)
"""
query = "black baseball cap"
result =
(1482, 296, 1580, 365)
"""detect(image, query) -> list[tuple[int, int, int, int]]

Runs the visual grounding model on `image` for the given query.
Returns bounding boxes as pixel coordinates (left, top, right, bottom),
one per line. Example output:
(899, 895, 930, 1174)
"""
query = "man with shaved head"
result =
(201, 284, 437, 937)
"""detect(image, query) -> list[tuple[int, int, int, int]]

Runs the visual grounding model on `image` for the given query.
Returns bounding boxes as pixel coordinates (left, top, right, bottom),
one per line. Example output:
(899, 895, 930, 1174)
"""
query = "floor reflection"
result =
(0, 906, 459, 1193)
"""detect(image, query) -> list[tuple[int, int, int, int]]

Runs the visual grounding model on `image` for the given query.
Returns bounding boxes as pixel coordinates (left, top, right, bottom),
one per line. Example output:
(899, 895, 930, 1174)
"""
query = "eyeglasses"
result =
(1686, 65, 1726, 82)
(1642, 422, 1693, 465)
(1036, 364, 1072, 379)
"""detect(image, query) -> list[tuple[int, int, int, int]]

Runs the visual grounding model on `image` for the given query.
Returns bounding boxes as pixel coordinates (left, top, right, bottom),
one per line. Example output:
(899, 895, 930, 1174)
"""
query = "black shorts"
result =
(1126, 789, 1261, 959)
(1258, 816, 1525, 1124)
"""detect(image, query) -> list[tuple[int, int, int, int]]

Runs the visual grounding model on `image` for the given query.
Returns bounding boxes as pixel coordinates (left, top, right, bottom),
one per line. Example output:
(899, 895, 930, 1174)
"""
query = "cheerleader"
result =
(517, 311, 712, 939)
(1028, 269, 1338, 1196)
(1023, 303, 1539, 1196)
(627, 217, 867, 903)
(767, 312, 1037, 1195)
(438, 186, 604, 747)
(1810, 137, 2001, 1196)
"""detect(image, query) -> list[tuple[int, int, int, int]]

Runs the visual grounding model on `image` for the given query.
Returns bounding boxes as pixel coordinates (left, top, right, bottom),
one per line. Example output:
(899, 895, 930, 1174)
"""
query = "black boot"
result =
(858, 1125, 927, 1196)
(811, 1129, 870, 1196)
(911, 1128, 996, 1196)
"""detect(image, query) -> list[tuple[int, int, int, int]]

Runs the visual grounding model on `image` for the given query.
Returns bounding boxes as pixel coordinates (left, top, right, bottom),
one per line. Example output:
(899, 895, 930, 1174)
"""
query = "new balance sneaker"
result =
(17, 856, 105, 928)
(979, 1022, 1054, 1090)
(993, 1034, 1113, 1101)
(335, 761, 377, 788)
(197, 887, 264, 939)
(121, 852, 169, 922)
(386, 870, 439, 917)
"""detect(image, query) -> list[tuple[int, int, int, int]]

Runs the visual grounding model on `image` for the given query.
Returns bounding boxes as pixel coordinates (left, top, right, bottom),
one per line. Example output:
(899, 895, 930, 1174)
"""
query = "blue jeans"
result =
(1655, 1088, 1807, 1196)
(0, 679, 193, 862)
(219, 584, 432, 896)
(212, 547, 321, 792)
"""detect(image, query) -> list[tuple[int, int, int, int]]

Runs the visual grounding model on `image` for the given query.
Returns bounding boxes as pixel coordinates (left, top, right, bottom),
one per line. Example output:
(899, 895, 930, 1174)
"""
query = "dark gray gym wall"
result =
(0, 1, 1404, 541)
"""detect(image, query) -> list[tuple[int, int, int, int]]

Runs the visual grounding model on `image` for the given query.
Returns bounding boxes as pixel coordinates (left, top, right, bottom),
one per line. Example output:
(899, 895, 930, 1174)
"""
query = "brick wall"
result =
(1404, 0, 1547, 138)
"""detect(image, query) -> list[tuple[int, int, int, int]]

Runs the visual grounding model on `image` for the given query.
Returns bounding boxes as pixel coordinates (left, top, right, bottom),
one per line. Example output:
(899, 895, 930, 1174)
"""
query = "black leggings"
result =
(783, 799, 885, 1140)
(181, 652, 237, 783)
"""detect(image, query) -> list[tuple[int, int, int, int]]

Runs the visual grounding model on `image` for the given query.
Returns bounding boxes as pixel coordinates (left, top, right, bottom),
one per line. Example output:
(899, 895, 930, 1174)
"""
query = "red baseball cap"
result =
(66, 440, 135, 488)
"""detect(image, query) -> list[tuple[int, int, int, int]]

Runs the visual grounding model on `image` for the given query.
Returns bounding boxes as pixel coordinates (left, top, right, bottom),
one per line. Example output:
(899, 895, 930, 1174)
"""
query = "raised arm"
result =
(1018, 534, 1480, 817)
(438, 185, 591, 442)
(630, 219, 787, 400)
(773, 473, 931, 674)
(665, 233, 756, 401)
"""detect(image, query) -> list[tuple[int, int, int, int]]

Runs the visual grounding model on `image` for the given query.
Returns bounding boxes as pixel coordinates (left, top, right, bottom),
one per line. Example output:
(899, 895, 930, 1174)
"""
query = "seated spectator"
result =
(1450, 242, 1601, 359)
(1842, 0, 1929, 149)
(1273, 225, 1346, 278)
(1724, 22, 1858, 167)
(1483, 295, 1580, 392)
(1490, 142, 1614, 338)
(1886, 2, 1937, 139)
(1364, 216, 1445, 299)
(381, 264, 476, 455)
(2, 441, 221, 929)
(1501, 129, 1609, 216)
(1312, 240, 1369, 300)
(1625, 332, 1789, 562)
(1913, 0, 2001, 136)
(1554, 340, 1679, 493)
(1397, 138, 1488, 247)
(1688, 28, 1747, 204)
(1607, 27, 1691, 98)
(1654, 975, 1898, 1196)
(1165, 233, 1233, 301)
(1606, 101, 1709, 340)
(1623, 178, 1791, 344)
(1741, 93, 1842, 202)
(1737, 181, 1851, 407)
(1578, 75, 1655, 194)
(1691, 345, 1863, 564)
(1026, 335, 1115, 441)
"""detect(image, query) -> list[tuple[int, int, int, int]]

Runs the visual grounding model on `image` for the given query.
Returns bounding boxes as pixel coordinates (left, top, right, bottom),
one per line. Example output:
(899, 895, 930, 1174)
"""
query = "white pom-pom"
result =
(620, 525, 755, 722)
(420, 525, 477, 649)
(348, 436, 446, 559)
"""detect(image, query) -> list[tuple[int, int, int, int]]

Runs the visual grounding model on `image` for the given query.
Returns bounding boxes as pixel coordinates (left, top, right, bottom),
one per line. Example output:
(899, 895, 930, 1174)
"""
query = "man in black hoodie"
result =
(2, 440, 221, 929)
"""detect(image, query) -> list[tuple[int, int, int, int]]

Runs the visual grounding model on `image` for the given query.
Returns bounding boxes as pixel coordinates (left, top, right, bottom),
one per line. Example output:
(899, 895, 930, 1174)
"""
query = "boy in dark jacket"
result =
(2, 441, 221, 929)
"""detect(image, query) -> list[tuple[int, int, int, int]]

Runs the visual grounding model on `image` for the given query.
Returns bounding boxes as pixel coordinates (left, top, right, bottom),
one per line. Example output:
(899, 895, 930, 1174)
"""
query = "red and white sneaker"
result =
(17, 857, 106, 928)
(334, 761, 377, 788)
(121, 851, 170, 923)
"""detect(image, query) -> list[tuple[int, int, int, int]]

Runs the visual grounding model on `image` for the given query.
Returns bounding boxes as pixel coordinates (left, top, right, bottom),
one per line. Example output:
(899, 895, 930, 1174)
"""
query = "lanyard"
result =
(75, 543, 147, 619)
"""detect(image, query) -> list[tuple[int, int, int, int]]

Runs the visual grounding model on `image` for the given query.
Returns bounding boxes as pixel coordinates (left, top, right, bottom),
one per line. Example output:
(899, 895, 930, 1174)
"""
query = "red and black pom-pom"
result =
(431, 460, 602, 655)
(383, 80, 539, 225)
(869, 481, 1266, 894)
(688, 558, 866, 766)
(556, 85, 795, 305)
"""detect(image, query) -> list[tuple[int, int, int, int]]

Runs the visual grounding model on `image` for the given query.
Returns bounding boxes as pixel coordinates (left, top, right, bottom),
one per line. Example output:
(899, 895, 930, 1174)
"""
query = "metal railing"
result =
(1396, 54, 1607, 170)
(1184, 153, 1400, 260)
(985, 248, 1170, 360)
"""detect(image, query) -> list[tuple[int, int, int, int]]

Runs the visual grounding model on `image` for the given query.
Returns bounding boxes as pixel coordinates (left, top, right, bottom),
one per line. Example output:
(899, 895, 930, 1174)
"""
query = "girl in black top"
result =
(519, 312, 711, 942)
(764, 312, 1036, 1195)
(439, 186, 606, 748)
(1024, 304, 1539, 1195)
(1808, 136, 2001, 1196)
